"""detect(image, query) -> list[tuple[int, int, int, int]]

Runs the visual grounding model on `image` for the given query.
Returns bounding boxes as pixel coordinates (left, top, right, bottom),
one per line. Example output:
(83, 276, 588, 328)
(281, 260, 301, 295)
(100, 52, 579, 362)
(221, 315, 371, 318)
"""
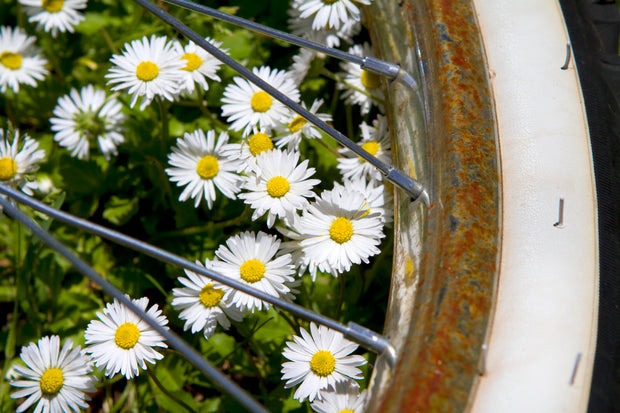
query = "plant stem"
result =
(100, 27, 117, 54)
(277, 309, 300, 332)
(346, 104, 354, 140)
(148, 207, 251, 241)
(335, 274, 346, 319)
(315, 136, 342, 158)
(147, 368, 194, 412)
(156, 97, 171, 169)
(320, 68, 385, 105)
(215, 317, 273, 365)
(0, 298, 19, 408)
(197, 99, 229, 131)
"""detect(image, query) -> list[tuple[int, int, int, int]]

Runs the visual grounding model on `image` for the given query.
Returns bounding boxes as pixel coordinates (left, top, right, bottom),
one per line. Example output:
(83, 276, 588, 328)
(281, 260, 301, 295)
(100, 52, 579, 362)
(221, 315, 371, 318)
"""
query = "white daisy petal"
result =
(105, 35, 185, 110)
(84, 296, 168, 380)
(239, 149, 320, 228)
(10, 336, 97, 413)
(18, 0, 86, 37)
(298, 183, 385, 277)
(172, 258, 244, 339)
(0, 128, 45, 196)
(213, 231, 296, 312)
(275, 99, 332, 151)
(337, 43, 384, 115)
(165, 129, 243, 209)
(221, 66, 300, 137)
(0, 26, 48, 93)
(173, 38, 226, 95)
(337, 114, 391, 182)
(50, 84, 126, 160)
(281, 323, 367, 402)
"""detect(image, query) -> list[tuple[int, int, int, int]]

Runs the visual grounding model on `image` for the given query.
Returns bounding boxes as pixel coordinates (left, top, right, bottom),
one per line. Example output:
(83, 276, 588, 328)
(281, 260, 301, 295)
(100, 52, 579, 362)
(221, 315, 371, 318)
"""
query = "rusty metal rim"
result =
(365, 0, 501, 411)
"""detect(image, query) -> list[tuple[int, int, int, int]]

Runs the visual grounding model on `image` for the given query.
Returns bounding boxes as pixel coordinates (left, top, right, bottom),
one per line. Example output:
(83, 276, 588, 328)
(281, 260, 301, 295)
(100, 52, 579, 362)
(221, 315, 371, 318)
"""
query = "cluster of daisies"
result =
(0, 0, 86, 87)
(1, 0, 397, 411)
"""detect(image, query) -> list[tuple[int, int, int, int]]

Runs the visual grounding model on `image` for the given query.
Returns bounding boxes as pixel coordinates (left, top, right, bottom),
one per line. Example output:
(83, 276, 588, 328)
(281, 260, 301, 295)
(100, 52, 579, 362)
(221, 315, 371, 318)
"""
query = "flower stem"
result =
(157, 97, 170, 154)
(335, 274, 346, 319)
(320, 68, 385, 105)
(147, 368, 194, 412)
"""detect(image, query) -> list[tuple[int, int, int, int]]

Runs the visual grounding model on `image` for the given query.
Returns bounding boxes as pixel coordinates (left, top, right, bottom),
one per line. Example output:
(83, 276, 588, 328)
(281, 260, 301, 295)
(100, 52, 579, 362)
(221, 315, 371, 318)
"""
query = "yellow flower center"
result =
(181, 52, 203, 72)
(310, 350, 336, 377)
(40, 368, 64, 395)
(329, 217, 353, 244)
(288, 116, 307, 133)
(239, 259, 265, 283)
(42, 0, 64, 13)
(322, 0, 339, 4)
(114, 322, 140, 349)
(0, 52, 22, 70)
(251, 91, 272, 113)
(247, 132, 273, 156)
(196, 155, 219, 179)
(339, 410, 355, 413)
(361, 140, 380, 156)
(266, 176, 290, 198)
(136, 61, 159, 81)
(199, 283, 224, 308)
(361, 70, 381, 90)
(0, 158, 17, 180)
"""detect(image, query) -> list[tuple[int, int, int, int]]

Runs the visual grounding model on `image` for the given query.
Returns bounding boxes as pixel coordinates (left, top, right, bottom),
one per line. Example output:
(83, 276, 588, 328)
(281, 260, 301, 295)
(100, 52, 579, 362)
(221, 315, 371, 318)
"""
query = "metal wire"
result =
(0, 195, 269, 413)
(1, 3, 419, 410)
(161, 0, 418, 90)
(0, 184, 396, 366)
(133, 0, 429, 205)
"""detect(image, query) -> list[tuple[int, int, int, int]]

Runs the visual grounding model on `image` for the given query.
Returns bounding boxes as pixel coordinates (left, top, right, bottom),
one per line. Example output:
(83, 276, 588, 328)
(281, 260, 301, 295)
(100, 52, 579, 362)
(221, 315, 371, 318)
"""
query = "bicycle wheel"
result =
(364, 0, 618, 411)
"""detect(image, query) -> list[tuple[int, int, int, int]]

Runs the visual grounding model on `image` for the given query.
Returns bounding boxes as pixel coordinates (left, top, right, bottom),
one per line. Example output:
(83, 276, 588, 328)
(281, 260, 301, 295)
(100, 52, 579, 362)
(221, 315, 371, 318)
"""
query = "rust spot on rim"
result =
(366, 0, 501, 412)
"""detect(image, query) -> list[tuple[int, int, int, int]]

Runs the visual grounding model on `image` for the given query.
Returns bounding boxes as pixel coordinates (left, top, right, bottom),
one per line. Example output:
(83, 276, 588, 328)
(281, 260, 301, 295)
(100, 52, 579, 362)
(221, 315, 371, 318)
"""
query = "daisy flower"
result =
(337, 114, 391, 182)
(0, 128, 46, 195)
(173, 38, 225, 95)
(221, 66, 300, 136)
(18, 0, 86, 37)
(289, 48, 316, 86)
(105, 35, 185, 110)
(239, 149, 320, 228)
(310, 381, 368, 413)
(213, 231, 295, 312)
(0, 26, 48, 93)
(84, 296, 168, 380)
(281, 323, 367, 402)
(337, 43, 384, 115)
(288, 3, 361, 49)
(50, 84, 126, 160)
(275, 99, 332, 150)
(296, 0, 370, 30)
(10, 335, 97, 413)
(221, 129, 276, 173)
(299, 184, 385, 276)
(340, 177, 393, 226)
(171, 259, 244, 339)
(165, 129, 243, 209)
(276, 213, 315, 279)
(31, 174, 56, 195)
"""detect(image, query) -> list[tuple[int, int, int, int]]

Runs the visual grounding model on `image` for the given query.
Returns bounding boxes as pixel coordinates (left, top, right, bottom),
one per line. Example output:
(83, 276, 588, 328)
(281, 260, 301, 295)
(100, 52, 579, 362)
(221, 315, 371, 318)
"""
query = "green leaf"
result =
(58, 156, 104, 195)
(252, 309, 294, 346)
(0, 285, 16, 302)
(75, 11, 121, 35)
(102, 195, 139, 226)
